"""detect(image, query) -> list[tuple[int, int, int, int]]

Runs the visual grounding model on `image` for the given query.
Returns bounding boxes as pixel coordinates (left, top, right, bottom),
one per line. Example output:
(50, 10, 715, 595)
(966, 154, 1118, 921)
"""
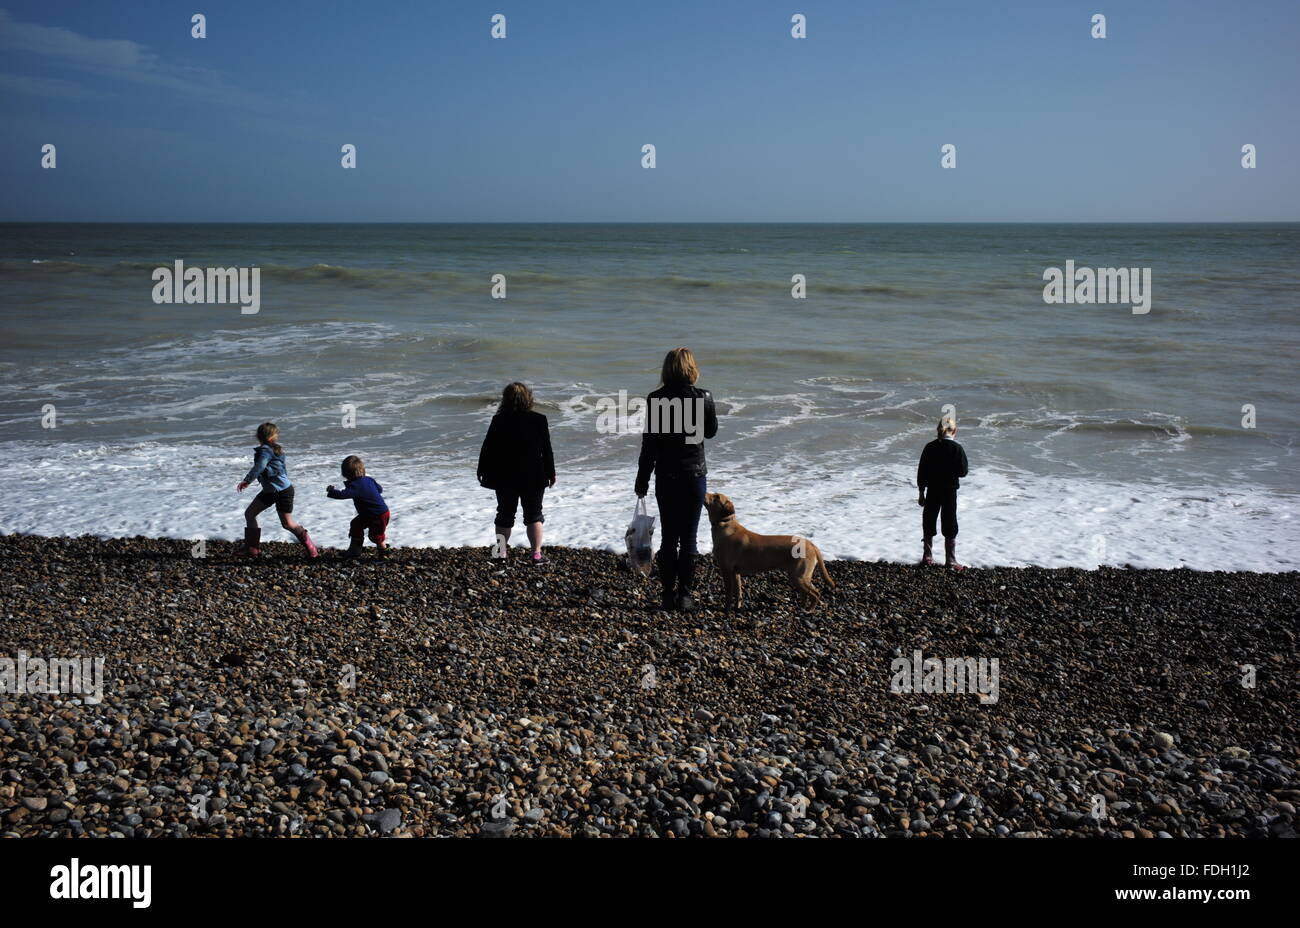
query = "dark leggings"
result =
(655, 474, 706, 591)
(922, 487, 959, 539)
(495, 486, 544, 527)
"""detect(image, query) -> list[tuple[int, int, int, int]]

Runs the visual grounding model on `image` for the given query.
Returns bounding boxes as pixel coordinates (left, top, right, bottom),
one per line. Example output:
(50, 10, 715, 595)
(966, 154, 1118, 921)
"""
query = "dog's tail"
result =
(817, 547, 835, 587)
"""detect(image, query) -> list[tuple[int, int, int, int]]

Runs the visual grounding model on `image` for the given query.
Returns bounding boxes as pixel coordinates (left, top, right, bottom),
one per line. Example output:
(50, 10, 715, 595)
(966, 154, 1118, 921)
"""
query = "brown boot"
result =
(235, 525, 261, 557)
(920, 536, 934, 566)
(944, 537, 965, 571)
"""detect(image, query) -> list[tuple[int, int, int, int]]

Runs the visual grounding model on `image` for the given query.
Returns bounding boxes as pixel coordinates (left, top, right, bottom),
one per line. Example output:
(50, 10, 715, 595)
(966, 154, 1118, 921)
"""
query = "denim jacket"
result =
(243, 444, 292, 492)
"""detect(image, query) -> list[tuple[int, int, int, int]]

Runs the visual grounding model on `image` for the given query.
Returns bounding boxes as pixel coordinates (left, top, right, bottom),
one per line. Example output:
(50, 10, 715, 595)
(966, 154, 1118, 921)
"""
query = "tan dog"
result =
(703, 492, 834, 613)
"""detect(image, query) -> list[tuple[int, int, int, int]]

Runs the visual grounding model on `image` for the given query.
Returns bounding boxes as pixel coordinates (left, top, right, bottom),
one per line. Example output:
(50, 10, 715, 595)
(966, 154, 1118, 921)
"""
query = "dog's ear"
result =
(720, 494, 735, 516)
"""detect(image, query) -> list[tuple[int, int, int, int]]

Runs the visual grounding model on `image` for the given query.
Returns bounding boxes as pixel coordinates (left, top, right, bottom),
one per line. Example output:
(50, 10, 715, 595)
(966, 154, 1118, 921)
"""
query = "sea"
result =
(1, 222, 1296, 570)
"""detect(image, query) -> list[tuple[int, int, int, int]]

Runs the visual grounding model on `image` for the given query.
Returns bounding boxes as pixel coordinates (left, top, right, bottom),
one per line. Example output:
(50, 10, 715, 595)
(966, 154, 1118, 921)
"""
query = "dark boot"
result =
(920, 536, 934, 566)
(657, 547, 678, 610)
(944, 537, 965, 571)
(342, 539, 363, 558)
(675, 551, 697, 612)
(235, 525, 261, 557)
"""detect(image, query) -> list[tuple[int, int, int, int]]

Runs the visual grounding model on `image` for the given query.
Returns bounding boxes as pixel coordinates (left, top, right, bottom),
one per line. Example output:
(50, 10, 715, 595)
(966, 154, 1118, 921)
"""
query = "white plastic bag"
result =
(625, 497, 656, 576)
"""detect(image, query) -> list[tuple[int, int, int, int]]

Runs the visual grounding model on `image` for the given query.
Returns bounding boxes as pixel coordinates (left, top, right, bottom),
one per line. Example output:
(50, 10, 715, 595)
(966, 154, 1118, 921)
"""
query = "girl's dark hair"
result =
(256, 422, 284, 456)
(499, 382, 534, 414)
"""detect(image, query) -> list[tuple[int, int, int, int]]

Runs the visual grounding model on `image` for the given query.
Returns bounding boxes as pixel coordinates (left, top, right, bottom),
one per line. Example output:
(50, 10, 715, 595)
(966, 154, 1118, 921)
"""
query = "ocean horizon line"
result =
(5, 220, 1300, 227)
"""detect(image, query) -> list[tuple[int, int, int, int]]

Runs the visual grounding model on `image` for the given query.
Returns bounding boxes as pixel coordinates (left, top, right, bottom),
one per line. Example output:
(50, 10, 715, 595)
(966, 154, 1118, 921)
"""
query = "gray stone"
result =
(369, 808, 401, 835)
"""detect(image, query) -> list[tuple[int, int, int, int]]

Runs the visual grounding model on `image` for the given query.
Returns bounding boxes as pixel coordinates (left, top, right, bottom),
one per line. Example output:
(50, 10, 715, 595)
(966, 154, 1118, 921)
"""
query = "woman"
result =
(477, 382, 556, 563)
(634, 347, 719, 611)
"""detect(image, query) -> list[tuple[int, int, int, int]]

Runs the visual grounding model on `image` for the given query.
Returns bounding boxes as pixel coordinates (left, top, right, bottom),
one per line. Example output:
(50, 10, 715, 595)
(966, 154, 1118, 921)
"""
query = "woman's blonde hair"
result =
(257, 422, 283, 456)
(937, 417, 957, 438)
(499, 381, 534, 414)
(660, 347, 700, 387)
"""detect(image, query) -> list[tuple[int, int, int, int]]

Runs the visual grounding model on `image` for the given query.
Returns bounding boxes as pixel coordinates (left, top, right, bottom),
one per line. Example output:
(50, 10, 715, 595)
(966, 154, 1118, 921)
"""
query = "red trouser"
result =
(350, 510, 390, 545)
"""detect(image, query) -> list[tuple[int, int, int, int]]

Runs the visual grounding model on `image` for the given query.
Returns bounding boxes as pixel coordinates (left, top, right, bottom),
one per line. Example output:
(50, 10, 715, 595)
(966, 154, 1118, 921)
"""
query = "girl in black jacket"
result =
(478, 382, 556, 563)
(635, 347, 719, 610)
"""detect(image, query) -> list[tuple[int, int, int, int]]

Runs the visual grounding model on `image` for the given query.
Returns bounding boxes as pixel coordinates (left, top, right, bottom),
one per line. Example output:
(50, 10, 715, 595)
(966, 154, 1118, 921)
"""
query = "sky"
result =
(1, 0, 1297, 222)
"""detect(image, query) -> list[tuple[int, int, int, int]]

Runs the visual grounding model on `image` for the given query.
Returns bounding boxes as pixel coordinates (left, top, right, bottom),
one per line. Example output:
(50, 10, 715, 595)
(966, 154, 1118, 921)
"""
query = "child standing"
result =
(916, 417, 969, 570)
(235, 422, 319, 558)
(327, 455, 390, 557)
(477, 382, 555, 564)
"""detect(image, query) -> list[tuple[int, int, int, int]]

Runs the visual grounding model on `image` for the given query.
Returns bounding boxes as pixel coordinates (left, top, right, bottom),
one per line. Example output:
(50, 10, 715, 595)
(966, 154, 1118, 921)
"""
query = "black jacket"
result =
(917, 437, 969, 491)
(477, 410, 555, 490)
(635, 383, 718, 493)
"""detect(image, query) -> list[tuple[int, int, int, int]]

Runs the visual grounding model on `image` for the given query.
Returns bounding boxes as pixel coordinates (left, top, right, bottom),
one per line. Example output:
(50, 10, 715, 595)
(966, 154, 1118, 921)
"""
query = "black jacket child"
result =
(477, 410, 555, 490)
(916, 437, 969, 491)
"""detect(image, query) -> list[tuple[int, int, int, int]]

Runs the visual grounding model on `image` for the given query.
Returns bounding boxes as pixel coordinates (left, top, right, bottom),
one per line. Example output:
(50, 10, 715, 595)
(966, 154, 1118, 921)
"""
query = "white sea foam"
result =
(5, 226, 1297, 573)
(5, 440, 1295, 572)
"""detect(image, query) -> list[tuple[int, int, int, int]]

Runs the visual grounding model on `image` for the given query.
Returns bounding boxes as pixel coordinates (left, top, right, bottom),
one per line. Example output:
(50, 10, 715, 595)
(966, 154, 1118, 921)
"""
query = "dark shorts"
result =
(922, 487, 958, 539)
(254, 486, 295, 514)
(494, 487, 544, 527)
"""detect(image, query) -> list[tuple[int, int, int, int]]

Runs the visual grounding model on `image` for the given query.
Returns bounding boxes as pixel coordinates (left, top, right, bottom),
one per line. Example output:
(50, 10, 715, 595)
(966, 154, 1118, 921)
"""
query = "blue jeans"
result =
(655, 473, 706, 593)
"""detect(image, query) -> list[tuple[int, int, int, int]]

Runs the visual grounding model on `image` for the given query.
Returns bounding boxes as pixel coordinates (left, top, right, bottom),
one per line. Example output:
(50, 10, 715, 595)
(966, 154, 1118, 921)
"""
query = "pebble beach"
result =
(1, 534, 1296, 838)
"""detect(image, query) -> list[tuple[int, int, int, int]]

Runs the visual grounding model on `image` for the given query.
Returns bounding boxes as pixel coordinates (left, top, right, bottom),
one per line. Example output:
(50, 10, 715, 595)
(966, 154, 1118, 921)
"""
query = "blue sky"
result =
(1, 0, 1297, 221)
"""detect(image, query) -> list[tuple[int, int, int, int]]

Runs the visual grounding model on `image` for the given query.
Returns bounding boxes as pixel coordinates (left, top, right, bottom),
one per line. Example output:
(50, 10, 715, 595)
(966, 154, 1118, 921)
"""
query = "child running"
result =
(234, 422, 319, 558)
(326, 455, 390, 557)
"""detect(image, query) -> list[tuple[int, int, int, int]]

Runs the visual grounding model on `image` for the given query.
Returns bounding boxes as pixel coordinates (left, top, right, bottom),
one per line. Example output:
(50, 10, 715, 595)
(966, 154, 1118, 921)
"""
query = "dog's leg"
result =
(794, 578, 813, 608)
(734, 575, 744, 611)
(792, 559, 821, 609)
(789, 561, 809, 608)
(802, 579, 822, 607)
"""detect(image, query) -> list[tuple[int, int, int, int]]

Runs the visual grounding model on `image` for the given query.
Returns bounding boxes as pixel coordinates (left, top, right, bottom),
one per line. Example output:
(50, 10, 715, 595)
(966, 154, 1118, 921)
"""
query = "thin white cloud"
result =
(0, 71, 109, 100)
(0, 8, 265, 108)
(0, 9, 151, 69)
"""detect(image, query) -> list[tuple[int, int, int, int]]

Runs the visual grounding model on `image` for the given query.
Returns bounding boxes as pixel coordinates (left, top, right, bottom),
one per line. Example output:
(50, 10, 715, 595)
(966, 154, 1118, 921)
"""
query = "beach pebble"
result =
(0, 535, 1291, 839)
